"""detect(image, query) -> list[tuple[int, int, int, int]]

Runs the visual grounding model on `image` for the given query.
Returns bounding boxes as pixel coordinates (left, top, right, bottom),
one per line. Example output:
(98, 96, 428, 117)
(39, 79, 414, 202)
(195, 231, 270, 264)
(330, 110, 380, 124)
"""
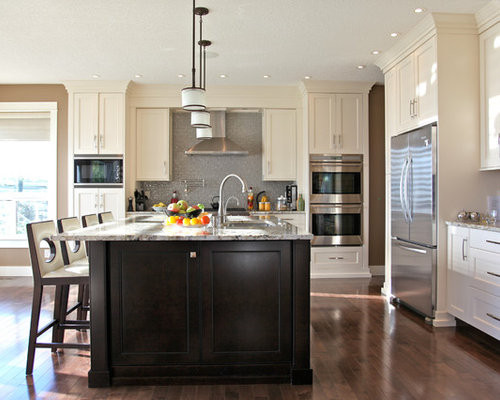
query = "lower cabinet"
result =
(74, 188, 125, 218)
(447, 225, 500, 339)
(108, 241, 292, 366)
(310, 246, 369, 278)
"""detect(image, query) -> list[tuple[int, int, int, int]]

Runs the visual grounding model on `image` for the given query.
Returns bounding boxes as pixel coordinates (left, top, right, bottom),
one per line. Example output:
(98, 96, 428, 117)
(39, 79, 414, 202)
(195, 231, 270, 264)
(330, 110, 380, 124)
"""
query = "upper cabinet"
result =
(73, 92, 125, 154)
(262, 109, 296, 181)
(392, 38, 437, 135)
(480, 22, 500, 170)
(136, 108, 172, 181)
(308, 92, 365, 154)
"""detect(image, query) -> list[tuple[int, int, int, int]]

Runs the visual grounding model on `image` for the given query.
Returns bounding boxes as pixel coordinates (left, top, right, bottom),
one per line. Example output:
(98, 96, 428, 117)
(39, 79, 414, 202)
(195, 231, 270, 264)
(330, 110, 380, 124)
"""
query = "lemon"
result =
(190, 217, 200, 225)
(168, 216, 177, 224)
(183, 218, 191, 226)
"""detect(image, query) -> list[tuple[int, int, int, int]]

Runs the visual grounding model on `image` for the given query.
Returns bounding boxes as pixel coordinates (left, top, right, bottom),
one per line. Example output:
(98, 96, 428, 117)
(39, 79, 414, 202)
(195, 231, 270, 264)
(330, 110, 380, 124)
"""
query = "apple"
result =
(167, 203, 180, 212)
(197, 203, 205, 210)
(177, 200, 188, 211)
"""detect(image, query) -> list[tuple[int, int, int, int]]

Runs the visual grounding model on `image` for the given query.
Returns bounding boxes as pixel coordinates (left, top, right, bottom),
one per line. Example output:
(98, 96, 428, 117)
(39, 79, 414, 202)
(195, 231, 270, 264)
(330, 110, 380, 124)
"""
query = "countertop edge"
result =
(446, 220, 500, 233)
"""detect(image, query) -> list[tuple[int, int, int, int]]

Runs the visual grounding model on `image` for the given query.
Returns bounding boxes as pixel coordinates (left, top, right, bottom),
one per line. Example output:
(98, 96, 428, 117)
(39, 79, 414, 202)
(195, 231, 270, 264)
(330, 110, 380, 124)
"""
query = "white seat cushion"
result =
(43, 261, 89, 279)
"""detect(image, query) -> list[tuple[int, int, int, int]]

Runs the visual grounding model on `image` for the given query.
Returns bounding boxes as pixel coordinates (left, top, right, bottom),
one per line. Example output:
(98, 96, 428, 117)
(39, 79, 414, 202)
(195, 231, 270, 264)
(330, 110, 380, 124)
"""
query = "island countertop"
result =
(52, 214, 313, 241)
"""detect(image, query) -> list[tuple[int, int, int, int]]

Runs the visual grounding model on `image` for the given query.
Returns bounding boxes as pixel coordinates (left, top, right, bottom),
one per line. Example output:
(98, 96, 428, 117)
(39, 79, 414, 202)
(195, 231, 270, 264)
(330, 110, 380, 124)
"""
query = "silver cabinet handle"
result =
(486, 313, 500, 322)
(329, 257, 344, 260)
(163, 161, 167, 175)
(267, 160, 271, 174)
(399, 244, 427, 254)
(486, 240, 500, 246)
(486, 271, 500, 278)
(338, 134, 342, 148)
(410, 99, 413, 118)
(99, 134, 104, 149)
(462, 238, 468, 261)
(93, 135, 97, 150)
(413, 98, 418, 117)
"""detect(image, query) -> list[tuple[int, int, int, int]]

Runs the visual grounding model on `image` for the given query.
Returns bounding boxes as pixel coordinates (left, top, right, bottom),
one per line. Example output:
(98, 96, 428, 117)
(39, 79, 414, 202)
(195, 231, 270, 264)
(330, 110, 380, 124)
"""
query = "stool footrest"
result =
(36, 342, 90, 350)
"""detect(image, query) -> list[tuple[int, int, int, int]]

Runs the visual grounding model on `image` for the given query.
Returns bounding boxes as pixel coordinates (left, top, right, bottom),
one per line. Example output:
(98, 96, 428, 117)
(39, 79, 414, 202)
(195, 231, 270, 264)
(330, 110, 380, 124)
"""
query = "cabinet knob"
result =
(190, 252, 197, 258)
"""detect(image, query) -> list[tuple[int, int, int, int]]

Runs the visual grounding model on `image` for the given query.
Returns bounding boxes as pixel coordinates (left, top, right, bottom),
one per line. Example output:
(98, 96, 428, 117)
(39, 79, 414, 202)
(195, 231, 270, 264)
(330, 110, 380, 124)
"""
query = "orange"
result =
(190, 218, 200, 225)
(183, 218, 191, 226)
(201, 215, 210, 225)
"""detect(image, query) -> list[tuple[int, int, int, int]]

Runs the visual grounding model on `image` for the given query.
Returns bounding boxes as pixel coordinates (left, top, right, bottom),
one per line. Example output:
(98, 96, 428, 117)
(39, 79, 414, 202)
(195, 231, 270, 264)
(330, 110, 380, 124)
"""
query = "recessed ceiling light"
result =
(304, 76, 312, 80)
(91, 74, 100, 79)
(390, 32, 399, 37)
(134, 74, 143, 78)
(371, 50, 380, 55)
(357, 65, 365, 70)
(177, 74, 185, 78)
(219, 74, 227, 78)
(414, 7, 425, 13)
(263, 75, 271, 79)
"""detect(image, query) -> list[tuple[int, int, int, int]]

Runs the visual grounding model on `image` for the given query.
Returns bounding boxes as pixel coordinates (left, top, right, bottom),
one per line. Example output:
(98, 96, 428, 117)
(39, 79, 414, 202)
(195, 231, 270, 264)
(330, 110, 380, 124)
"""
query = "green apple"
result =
(177, 200, 188, 211)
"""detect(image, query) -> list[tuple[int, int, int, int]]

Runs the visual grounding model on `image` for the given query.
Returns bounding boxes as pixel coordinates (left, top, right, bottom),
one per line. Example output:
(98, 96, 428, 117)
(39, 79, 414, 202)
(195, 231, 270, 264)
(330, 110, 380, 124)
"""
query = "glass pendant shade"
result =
(191, 110, 211, 128)
(181, 87, 206, 111)
(196, 126, 212, 139)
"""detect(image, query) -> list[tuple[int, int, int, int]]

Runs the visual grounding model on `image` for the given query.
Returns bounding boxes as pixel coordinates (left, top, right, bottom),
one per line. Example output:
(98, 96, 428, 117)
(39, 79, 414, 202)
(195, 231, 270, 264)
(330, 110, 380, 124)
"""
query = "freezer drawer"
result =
(391, 239, 436, 318)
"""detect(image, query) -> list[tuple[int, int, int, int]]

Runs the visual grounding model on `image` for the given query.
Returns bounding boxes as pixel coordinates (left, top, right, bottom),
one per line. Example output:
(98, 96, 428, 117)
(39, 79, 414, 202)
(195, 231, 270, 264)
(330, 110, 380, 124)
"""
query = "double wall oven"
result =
(309, 154, 363, 246)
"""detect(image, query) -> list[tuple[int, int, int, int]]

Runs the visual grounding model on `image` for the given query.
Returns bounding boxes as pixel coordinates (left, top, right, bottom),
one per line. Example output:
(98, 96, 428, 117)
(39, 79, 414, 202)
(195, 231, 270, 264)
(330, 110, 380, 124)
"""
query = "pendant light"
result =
(181, 1, 208, 111)
(191, 37, 212, 129)
(196, 127, 212, 139)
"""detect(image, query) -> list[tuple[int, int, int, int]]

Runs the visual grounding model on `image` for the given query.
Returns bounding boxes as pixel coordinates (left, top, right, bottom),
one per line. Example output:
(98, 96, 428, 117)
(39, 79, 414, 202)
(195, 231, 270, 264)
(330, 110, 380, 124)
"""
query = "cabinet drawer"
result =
(312, 247, 362, 265)
(311, 247, 364, 277)
(470, 229, 500, 254)
(468, 287, 500, 340)
(469, 248, 500, 296)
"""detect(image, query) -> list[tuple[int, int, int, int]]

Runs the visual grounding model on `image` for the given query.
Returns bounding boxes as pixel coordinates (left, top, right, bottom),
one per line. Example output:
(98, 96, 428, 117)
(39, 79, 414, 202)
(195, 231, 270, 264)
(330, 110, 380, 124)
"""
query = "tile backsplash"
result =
(138, 111, 294, 210)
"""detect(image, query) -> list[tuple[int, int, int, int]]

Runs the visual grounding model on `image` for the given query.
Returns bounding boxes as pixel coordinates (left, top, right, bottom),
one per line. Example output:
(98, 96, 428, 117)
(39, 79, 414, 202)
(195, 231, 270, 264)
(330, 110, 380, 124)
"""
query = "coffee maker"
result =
(286, 184, 298, 211)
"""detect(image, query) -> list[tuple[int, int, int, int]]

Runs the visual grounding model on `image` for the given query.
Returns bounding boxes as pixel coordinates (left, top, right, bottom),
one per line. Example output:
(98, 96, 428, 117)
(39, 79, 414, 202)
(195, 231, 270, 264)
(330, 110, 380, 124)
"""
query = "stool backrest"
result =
(82, 214, 99, 228)
(98, 211, 114, 223)
(27, 220, 64, 281)
(57, 217, 87, 263)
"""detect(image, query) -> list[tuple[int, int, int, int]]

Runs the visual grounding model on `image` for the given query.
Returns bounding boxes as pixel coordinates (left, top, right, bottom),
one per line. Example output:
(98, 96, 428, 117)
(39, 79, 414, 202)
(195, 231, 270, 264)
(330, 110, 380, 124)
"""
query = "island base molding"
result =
(88, 240, 312, 387)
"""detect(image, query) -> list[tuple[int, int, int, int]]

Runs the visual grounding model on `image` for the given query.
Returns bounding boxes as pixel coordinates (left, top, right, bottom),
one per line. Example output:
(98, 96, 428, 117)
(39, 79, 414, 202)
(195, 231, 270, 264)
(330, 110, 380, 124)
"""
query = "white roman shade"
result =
(0, 112, 51, 141)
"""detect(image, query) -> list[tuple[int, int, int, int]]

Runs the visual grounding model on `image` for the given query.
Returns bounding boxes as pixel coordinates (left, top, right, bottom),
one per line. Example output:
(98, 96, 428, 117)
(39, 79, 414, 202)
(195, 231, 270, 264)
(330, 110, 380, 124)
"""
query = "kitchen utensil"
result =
(286, 184, 298, 210)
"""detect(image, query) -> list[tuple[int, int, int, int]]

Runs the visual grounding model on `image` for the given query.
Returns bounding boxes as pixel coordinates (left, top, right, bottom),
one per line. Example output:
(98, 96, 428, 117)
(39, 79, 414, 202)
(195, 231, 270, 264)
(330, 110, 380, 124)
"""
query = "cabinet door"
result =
(336, 93, 363, 153)
(262, 109, 296, 180)
(447, 226, 470, 319)
(385, 67, 399, 138)
(100, 188, 125, 219)
(136, 108, 171, 180)
(73, 93, 99, 154)
(414, 38, 437, 124)
(98, 93, 124, 154)
(74, 188, 99, 217)
(200, 241, 291, 364)
(480, 22, 500, 170)
(397, 55, 416, 133)
(309, 94, 336, 153)
(109, 242, 200, 365)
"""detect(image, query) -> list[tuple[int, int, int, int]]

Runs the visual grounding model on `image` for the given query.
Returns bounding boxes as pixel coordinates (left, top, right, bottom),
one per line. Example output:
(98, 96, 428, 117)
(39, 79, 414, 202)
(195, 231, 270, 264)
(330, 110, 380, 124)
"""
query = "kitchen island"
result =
(53, 214, 313, 387)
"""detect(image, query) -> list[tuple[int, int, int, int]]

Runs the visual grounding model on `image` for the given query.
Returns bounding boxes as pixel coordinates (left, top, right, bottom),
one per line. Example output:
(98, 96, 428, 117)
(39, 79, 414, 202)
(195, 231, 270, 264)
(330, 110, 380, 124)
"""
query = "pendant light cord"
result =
(199, 12, 203, 90)
(191, 0, 196, 88)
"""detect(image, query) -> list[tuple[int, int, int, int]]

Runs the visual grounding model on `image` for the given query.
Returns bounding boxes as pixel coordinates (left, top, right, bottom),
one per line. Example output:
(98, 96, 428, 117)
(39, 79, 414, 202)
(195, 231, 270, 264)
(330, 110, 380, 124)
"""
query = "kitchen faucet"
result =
(224, 196, 239, 215)
(217, 174, 248, 222)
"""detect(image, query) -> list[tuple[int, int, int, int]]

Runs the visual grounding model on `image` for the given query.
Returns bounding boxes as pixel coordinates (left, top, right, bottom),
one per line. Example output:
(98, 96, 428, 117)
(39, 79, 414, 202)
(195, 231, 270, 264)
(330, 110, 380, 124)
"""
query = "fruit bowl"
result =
(152, 206, 168, 212)
(186, 209, 202, 218)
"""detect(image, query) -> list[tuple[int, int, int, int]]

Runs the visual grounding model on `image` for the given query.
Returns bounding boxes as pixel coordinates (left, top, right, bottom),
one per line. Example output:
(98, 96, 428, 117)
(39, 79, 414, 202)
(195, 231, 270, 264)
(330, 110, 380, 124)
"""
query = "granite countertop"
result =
(126, 210, 306, 215)
(52, 214, 313, 242)
(446, 220, 500, 233)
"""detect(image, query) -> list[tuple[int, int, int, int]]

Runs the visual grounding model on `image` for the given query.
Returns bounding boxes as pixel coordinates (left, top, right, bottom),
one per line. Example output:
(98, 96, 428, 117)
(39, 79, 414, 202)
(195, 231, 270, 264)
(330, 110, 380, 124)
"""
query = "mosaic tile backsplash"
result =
(139, 112, 295, 210)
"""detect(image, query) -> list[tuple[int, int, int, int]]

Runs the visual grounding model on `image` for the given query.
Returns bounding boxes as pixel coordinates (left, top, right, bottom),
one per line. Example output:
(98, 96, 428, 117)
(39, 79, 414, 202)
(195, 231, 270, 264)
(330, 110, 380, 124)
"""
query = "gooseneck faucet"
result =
(217, 174, 248, 221)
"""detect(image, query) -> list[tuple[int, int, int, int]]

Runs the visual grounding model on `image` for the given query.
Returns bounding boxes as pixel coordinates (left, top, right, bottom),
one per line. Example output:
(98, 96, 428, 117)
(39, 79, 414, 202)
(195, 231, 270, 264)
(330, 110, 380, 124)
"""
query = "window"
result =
(0, 103, 57, 247)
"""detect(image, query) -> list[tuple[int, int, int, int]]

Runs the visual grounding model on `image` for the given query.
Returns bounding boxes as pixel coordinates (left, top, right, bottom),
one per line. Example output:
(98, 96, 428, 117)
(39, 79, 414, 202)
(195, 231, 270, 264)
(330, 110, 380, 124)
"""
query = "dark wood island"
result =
(53, 214, 312, 387)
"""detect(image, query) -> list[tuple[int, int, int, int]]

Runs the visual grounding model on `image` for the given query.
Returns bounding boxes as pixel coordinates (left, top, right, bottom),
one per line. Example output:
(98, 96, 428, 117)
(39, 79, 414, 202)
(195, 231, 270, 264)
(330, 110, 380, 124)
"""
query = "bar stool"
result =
(26, 220, 90, 375)
(57, 217, 90, 321)
(98, 211, 114, 223)
(81, 214, 99, 228)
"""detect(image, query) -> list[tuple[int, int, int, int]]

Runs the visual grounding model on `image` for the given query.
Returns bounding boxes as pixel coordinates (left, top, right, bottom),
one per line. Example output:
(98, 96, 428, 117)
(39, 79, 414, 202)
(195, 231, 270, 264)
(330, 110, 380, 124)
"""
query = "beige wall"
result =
(0, 85, 68, 267)
(368, 85, 385, 266)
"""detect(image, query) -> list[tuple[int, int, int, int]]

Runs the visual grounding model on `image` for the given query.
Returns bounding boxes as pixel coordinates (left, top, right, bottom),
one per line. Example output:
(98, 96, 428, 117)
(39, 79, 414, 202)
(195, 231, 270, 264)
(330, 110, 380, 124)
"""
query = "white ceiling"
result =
(0, 0, 490, 86)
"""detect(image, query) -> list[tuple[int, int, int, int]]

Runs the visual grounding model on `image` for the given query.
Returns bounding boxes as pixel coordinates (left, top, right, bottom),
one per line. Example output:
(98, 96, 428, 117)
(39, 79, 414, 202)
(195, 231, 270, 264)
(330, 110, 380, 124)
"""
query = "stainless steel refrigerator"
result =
(391, 123, 437, 320)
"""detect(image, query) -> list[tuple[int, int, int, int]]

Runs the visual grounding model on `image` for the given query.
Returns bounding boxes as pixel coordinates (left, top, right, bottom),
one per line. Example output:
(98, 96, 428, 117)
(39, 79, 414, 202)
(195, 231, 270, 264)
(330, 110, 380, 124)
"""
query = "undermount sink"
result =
(219, 217, 276, 230)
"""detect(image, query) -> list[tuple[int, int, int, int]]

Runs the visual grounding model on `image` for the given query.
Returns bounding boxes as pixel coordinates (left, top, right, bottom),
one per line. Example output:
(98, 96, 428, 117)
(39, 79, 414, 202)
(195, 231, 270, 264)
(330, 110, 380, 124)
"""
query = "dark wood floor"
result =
(0, 276, 498, 399)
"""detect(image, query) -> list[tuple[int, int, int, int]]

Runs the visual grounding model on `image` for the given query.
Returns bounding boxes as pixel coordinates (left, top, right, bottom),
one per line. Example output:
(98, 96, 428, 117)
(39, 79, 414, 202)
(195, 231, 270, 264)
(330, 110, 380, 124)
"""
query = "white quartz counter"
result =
(52, 214, 313, 241)
(446, 220, 500, 233)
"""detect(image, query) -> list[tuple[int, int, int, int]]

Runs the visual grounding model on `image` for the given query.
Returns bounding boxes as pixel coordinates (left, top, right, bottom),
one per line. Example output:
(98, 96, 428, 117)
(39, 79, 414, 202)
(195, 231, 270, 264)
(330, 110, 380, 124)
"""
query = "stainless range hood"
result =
(185, 111, 249, 155)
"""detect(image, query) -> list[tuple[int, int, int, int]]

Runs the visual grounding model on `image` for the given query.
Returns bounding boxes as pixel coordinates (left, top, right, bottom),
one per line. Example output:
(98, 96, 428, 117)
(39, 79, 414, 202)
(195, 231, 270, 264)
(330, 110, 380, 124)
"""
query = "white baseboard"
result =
(0, 266, 32, 277)
(381, 280, 391, 297)
(311, 272, 372, 279)
(432, 310, 456, 327)
(369, 265, 385, 276)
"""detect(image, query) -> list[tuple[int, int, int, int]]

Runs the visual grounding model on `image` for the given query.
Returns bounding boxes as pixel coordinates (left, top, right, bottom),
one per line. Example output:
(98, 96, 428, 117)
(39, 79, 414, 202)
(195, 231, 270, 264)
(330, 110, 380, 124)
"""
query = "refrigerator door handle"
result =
(406, 155, 413, 223)
(398, 244, 428, 254)
(400, 157, 409, 222)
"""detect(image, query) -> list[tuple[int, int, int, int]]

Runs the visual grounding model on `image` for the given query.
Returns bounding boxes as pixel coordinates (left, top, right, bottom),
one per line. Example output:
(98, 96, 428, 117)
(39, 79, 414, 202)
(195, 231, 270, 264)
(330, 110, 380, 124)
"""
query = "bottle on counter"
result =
(247, 187, 255, 210)
(170, 190, 178, 204)
(297, 194, 305, 211)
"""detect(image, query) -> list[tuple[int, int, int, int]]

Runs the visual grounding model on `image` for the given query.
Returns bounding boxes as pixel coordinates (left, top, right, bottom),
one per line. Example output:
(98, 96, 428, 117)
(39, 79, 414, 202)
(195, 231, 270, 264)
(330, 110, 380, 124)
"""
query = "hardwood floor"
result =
(0, 276, 498, 399)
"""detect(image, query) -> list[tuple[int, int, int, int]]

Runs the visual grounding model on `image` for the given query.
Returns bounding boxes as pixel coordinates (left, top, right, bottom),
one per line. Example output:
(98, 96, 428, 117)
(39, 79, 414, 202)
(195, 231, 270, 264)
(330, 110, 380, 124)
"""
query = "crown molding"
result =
(63, 80, 131, 93)
(375, 13, 477, 73)
(476, 0, 500, 33)
(298, 80, 375, 95)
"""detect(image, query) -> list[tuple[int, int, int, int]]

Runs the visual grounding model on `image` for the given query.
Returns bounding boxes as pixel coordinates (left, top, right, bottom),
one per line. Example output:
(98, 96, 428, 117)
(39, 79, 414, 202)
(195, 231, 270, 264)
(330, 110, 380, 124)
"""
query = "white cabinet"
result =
(262, 109, 296, 180)
(311, 246, 369, 278)
(136, 108, 172, 181)
(73, 92, 125, 154)
(390, 38, 437, 135)
(385, 68, 398, 138)
(308, 93, 364, 154)
(480, 22, 500, 170)
(447, 225, 500, 339)
(74, 188, 125, 219)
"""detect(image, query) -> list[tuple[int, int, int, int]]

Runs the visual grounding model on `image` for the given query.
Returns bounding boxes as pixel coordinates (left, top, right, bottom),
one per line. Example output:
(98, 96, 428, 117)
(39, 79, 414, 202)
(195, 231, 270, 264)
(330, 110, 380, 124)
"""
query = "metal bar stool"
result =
(98, 211, 114, 223)
(57, 217, 90, 321)
(26, 220, 90, 375)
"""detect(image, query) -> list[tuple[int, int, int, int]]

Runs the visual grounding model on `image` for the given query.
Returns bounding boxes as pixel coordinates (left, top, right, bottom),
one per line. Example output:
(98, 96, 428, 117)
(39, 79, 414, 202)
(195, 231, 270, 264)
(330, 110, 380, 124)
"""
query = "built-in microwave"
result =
(309, 154, 363, 204)
(310, 204, 363, 246)
(74, 156, 123, 187)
